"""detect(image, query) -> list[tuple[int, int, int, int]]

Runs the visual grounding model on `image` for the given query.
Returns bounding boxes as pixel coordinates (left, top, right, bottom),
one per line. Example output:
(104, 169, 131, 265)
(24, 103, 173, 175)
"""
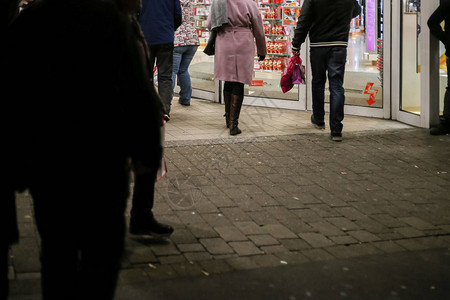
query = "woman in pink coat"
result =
(207, 0, 266, 135)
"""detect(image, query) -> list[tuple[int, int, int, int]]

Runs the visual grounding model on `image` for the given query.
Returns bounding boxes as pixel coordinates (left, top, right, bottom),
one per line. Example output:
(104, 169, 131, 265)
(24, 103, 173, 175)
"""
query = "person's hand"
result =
(258, 55, 265, 61)
(292, 49, 300, 56)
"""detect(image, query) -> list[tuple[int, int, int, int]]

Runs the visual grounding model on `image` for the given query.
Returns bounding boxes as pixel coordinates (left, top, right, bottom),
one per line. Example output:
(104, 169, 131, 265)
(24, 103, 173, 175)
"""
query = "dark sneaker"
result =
(178, 100, 190, 106)
(331, 132, 343, 142)
(311, 115, 325, 129)
(430, 119, 450, 135)
(129, 217, 174, 237)
(430, 126, 449, 135)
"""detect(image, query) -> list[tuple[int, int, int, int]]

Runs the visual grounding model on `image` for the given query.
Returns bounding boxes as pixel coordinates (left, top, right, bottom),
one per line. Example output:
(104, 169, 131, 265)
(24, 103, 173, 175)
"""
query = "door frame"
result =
(391, 0, 439, 128)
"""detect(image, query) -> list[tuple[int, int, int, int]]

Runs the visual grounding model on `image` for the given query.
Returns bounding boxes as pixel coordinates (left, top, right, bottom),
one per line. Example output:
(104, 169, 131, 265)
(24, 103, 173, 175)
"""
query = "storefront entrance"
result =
(392, 0, 443, 128)
(187, 0, 444, 129)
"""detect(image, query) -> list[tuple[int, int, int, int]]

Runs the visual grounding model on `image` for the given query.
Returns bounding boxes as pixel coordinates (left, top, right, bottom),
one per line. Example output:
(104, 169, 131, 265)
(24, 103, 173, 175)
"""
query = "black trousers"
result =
(130, 167, 158, 221)
(1, 184, 18, 300)
(310, 46, 347, 134)
(149, 42, 174, 114)
(29, 163, 129, 300)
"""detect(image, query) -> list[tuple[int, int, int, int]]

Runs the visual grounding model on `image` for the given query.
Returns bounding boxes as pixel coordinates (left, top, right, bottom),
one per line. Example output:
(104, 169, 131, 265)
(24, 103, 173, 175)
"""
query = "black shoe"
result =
(430, 126, 449, 135)
(130, 217, 174, 237)
(179, 101, 190, 106)
(331, 132, 342, 142)
(311, 115, 325, 129)
(430, 117, 450, 135)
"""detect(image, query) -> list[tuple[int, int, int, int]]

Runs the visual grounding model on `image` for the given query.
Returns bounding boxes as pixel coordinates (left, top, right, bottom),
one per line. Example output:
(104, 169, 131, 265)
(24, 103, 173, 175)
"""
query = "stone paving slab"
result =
(7, 127, 450, 298)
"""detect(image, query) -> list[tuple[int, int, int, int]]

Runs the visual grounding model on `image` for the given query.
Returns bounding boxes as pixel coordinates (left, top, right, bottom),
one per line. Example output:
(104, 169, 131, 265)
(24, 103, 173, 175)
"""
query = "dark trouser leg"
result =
(30, 170, 128, 300)
(1, 187, 18, 300)
(129, 168, 173, 237)
(310, 47, 328, 124)
(430, 56, 450, 135)
(155, 43, 174, 115)
(130, 168, 158, 222)
(327, 47, 347, 134)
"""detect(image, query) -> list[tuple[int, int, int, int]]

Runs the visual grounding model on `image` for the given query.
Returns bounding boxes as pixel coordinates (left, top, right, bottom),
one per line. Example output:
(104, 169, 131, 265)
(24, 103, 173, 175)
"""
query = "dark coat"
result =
(292, 0, 361, 50)
(138, 0, 182, 45)
(206, 0, 266, 85)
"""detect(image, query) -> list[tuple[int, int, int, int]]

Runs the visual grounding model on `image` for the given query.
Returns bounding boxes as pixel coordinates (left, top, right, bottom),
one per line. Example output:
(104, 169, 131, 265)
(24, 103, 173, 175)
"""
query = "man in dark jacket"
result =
(428, 0, 450, 135)
(292, 0, 361, 141)
(139, 0, 182, 119)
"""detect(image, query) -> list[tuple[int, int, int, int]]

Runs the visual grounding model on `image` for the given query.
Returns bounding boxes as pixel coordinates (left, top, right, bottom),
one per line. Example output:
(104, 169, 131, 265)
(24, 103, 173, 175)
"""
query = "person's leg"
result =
(229, 82, 244, 135)
(223, 81, 232, 128)
(431, 56, 450, 135)
(130, 169, 157, 221)
(327, 46, 347, 138)
(172, 47, 182, 100)
(130, 168, 173, 237)
(1, 186, 18, 300)
(78, 195, 126, 300)
(156, 43, 174, 115)
(177, 45, 198, 105)
(30, 187, 79, 299)
(309, 47, 328, 127)
(75, 167, 129, 300)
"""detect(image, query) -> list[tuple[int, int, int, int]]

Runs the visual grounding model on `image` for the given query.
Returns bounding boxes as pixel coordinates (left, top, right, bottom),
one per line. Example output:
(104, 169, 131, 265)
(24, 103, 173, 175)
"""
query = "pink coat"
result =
(206, 0, 267, 84)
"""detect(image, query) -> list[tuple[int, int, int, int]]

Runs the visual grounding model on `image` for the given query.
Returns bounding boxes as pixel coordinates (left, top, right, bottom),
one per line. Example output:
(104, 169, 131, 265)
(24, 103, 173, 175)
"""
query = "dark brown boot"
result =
(223, 90, 231, 128)
(229, 94, 243, 135)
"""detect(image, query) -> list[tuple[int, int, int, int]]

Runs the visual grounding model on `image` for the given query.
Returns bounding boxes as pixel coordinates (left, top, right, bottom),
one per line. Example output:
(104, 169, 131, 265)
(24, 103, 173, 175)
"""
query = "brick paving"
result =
(7, 100, 450, 298)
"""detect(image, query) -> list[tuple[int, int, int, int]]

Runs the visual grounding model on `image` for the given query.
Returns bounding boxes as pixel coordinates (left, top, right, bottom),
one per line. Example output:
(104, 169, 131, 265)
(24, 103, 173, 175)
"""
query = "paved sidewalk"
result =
(164, 99, 411, 142)
(8, 99, 450, 299)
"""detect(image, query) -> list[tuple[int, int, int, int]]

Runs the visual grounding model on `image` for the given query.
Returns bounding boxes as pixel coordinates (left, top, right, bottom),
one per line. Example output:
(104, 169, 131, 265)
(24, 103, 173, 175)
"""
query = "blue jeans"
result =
(310, 46, 347, 133)
(172, 45, 198, 105)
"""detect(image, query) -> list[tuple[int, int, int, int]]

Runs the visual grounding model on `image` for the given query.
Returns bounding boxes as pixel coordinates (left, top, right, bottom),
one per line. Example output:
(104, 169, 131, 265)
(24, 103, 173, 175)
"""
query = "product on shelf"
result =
(257, 57, 288, 72)
(193, 1, 211, 46)
(256, 0, 297, 72)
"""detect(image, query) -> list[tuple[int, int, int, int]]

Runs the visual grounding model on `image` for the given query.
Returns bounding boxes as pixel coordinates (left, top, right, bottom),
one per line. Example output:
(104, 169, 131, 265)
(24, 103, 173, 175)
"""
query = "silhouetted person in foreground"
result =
(3, 0, 162, 298)
(1, 1, 21, 299)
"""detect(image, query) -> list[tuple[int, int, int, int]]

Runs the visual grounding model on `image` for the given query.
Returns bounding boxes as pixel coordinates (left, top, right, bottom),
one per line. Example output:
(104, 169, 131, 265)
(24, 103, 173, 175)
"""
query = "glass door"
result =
(401, 0, 421, 115)
(306, 0, 390, 119)
(245, 0, 306, 110)
(392, 0, 437, 127)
